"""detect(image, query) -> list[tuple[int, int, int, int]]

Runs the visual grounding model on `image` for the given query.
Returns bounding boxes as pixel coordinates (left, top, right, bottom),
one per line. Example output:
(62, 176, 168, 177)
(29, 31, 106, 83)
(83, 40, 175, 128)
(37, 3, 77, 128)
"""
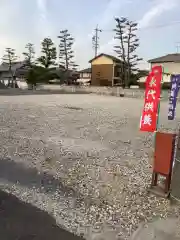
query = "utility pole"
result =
(175, 42, 180, 53)
(92, 25, 102, 57)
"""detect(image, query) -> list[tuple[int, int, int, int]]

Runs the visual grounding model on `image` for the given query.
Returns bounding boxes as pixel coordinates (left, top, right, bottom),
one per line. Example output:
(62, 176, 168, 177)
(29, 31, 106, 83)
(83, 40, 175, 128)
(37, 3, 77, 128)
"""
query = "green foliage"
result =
(114, 17, 142, 88)
(128, 70, 149, 87)
(2, 48, 18, 87)
(37, 38, 57, 68)
(26, 65, 60, 86)
(23, 43, 35, 66)
(2, 48, 17, 63)
(26, 67, 38, 86)
(2, 48, 17, 72)
(58, 30, 78, 70)
(128, 73, 141, 87)
(162, 82, 170, 89)
(136, 70, 149, 79)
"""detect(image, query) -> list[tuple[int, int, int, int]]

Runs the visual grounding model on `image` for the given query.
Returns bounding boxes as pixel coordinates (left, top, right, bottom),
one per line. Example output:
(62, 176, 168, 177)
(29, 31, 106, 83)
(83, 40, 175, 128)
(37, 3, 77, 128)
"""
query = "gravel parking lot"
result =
(0, 93, 180, 239)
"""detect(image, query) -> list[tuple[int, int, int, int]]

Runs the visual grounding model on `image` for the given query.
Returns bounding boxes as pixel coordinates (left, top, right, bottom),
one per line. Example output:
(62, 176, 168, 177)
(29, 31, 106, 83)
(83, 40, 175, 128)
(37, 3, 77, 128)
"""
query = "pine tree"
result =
(2, 48, 17, 88)
(58, 29, 77, 71)
(114, 17, 142, 88)
(114, 17, 127, 87)
(125, 20, 142, 85)
(37, 38, 57, 68)
(23, 43, 35, 66)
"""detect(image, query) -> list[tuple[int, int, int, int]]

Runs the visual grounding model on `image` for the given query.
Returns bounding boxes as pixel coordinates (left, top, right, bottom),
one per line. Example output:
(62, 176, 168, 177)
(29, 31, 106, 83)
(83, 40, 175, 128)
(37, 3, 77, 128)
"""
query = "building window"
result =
(114, 66, 122, 77)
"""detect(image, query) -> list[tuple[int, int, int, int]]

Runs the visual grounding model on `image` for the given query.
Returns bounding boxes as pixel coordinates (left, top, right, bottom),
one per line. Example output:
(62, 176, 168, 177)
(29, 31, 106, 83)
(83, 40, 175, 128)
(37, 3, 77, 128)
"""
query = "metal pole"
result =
(95, 26, 98, 57)
(93, 25, 102, 57)
(154, 66, 163, 146)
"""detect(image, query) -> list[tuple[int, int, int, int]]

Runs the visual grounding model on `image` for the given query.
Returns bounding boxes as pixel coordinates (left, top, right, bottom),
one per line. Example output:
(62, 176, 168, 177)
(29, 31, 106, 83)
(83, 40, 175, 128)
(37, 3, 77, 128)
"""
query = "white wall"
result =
(0, 79, 28, 89)
(138, 74, 171, 83)
(138, 61, 180, 83)
(151, 62, 180, 74)
(80, 72, 91, 78)
(17, 81, 28, 89)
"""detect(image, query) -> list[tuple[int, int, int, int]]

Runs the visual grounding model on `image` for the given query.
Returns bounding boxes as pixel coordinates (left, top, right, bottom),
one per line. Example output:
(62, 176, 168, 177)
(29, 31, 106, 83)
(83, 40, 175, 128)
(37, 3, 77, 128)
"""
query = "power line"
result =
(140, 20, 180, 31)
(99, 20, 180, 33)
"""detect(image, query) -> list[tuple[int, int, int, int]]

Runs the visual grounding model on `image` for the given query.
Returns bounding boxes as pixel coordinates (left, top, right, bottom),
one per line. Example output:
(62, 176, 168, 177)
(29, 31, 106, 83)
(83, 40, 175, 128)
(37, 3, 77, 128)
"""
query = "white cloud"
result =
(75, 0, 132, 68)
(36, 0, 52, 37)
(0, 3, 17, 31)
(0, 1, 44, 60)
(99, 38, 116, 54)
(138, 0, 178, 29)
(0, 0, 178, 69)
(98, 0, 132, 28)
(37, 0, 47, 19)
(101, 0, 178, 62)
(0, 1, 24, 60)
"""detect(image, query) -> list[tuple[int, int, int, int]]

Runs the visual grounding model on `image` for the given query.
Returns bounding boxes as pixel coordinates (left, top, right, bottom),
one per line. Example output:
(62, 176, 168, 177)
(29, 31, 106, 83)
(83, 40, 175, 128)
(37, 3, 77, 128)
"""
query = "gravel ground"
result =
(0, 93, 180, 240)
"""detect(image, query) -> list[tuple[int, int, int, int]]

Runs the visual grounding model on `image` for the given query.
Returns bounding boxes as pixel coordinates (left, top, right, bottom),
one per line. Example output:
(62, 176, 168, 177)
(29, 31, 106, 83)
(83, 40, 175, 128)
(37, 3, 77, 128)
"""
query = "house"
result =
(138, 53, 180, 88)
(89, 53, 124, 86)
(77, 67, 91, 85)
(148, 53, 180, 74)
(0, 62, 78, 87)
(0, 61, 29, 88)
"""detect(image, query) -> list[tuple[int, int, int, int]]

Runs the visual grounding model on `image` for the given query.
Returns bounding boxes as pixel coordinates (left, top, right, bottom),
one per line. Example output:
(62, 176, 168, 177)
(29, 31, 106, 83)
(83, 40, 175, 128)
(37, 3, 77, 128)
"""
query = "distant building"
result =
(89, 53, 124, 86)
(149, 53, 180, 87)
(138, 53, 180, 88)
(77, 68, 91, 85)
(0, 61, 79, 87)
(148, 53, 180, 75)
(0, 61, 30, 85)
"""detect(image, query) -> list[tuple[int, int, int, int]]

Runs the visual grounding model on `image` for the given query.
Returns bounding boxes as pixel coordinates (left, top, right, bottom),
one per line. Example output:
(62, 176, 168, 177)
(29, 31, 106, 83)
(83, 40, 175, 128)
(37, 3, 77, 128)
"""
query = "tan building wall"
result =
(91, 56, 113, 65)
(91, 64, 113, 86)
(91, 56, 114, 86)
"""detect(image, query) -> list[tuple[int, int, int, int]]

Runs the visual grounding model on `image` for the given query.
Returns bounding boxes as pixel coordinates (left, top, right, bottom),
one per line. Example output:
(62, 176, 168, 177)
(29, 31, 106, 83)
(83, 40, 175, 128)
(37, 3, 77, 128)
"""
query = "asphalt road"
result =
(0, 189, 84, 240)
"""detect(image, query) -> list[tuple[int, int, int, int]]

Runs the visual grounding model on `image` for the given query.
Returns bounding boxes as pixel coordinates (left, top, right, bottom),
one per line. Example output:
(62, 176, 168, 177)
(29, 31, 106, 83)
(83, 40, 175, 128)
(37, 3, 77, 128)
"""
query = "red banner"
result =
(140, 66, 162, 132)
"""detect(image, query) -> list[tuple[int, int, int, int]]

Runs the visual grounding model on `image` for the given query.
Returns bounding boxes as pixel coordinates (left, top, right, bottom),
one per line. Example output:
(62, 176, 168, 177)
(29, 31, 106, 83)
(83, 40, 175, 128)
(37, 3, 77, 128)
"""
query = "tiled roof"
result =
(0, 61, 27, 72)
(148, 54, 180, 63)
(79, 68, 91, 73)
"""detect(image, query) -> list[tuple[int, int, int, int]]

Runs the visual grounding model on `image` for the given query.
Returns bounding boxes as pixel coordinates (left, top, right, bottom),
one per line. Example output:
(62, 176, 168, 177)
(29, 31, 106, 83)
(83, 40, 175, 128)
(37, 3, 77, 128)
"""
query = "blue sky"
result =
(0, 0, 180, 69)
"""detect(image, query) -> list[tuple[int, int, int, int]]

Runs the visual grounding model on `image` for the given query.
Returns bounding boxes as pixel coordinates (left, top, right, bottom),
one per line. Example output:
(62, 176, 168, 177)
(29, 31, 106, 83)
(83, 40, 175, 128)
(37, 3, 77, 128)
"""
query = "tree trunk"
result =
(116, 19, 126, 87)
(126, 25, 132, 89)
(9, 67, 15, 88)
(13, 77, 16, 88)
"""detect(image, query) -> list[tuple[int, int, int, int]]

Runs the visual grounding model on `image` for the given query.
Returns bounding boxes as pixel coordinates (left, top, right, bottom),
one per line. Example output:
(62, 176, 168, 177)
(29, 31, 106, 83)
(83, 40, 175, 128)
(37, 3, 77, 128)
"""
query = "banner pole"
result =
(153, 66, 163, 147)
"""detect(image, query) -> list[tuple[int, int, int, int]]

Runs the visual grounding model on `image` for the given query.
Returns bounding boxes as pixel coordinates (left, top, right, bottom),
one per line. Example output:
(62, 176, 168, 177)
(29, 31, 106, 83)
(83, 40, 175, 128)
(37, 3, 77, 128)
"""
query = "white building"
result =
(138, 53, 180, 86)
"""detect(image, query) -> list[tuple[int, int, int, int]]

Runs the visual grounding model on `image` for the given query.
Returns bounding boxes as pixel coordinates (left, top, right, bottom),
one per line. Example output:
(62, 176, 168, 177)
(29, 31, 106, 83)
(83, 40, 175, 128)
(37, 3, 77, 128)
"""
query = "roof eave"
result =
(89, 53, 103, 63)
(89, 53, 121, 63)
(148, 60, 175, 63)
